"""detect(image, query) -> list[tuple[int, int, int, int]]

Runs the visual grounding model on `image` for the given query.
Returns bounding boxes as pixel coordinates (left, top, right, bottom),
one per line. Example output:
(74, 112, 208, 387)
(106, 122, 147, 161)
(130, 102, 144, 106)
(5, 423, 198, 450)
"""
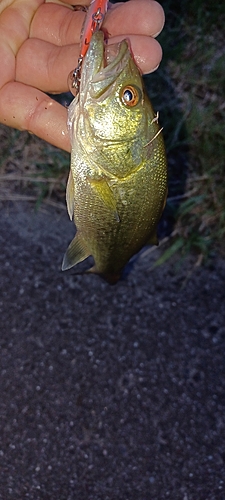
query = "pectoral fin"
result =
(66, 170, 75, 221)
(62, 233, 90, 271)
(90, 178, 120, 222)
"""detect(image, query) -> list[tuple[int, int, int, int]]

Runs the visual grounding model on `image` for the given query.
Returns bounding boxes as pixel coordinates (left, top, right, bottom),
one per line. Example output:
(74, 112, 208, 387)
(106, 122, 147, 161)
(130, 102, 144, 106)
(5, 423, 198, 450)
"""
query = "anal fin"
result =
(62, 233, 90, 271)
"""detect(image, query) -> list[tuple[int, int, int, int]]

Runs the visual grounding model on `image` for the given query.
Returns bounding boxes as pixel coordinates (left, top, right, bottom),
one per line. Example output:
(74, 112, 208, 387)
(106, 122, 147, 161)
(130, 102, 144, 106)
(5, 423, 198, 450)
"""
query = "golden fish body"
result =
(63, 31, 167, 283)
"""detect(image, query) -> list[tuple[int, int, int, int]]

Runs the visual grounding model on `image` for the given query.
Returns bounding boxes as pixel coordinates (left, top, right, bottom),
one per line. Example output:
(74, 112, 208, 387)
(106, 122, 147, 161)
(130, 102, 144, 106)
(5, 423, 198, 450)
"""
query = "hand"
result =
(0, 0, 165, 152)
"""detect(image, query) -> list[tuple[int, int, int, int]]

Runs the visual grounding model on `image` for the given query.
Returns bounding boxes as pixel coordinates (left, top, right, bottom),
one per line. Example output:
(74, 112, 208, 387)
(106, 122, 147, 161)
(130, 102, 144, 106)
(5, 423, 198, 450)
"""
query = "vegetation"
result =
(154, 0, 225, 261)
(0, 0, 224, 262)
(0, 124, 69, 208)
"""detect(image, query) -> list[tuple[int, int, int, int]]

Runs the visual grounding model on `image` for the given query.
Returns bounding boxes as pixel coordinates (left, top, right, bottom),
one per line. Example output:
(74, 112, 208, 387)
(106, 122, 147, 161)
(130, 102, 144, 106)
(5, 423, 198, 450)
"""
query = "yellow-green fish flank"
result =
(63, 31, 167, 283)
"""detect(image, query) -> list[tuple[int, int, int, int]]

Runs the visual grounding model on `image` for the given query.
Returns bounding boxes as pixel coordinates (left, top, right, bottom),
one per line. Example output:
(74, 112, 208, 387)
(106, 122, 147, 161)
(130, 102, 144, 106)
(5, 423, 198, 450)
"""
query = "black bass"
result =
(63, 31, 167, 283)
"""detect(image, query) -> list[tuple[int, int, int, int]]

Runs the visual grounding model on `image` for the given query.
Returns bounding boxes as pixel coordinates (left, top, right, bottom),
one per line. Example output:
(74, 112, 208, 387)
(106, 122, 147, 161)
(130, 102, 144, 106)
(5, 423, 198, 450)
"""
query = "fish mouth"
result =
(81, 31, 131, 97)
(94, 31, 130, 76)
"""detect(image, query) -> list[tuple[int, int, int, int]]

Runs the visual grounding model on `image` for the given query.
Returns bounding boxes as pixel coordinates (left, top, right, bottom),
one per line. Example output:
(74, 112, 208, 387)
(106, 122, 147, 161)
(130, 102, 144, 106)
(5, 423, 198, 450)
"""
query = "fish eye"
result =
(120, 85, 141, 107)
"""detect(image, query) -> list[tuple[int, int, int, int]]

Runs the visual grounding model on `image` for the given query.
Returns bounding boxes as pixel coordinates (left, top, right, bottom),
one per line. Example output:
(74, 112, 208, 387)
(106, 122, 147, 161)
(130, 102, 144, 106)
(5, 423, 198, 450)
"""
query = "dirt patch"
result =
(0, 202, 225, 499)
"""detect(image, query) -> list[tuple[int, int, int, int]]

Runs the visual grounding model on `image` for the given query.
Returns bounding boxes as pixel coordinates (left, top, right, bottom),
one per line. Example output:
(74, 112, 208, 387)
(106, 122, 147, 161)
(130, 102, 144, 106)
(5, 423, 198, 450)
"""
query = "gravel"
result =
(0, 202, 225, 500)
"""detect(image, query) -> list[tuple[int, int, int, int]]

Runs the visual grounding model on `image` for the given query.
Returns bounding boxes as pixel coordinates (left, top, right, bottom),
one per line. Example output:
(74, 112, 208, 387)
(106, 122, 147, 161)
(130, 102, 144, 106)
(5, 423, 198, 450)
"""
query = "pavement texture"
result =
(0, 202, 225, 500)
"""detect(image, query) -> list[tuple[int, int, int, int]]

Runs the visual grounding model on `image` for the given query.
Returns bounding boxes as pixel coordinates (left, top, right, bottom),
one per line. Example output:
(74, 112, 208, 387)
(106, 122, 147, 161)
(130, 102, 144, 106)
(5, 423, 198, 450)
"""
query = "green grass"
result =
(0, 125, 69, 207)
(153, 0, 225, 261)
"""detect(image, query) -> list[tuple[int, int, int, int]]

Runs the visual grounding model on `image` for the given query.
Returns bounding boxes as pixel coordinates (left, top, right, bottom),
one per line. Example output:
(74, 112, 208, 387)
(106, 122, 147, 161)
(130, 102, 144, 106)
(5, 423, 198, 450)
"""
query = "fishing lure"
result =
(68, 0, 109, 95)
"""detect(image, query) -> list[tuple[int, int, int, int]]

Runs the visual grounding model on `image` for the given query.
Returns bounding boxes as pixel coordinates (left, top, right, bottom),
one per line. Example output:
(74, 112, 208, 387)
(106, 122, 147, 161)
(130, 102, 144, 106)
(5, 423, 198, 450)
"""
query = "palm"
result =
(0, 0, 164, 151)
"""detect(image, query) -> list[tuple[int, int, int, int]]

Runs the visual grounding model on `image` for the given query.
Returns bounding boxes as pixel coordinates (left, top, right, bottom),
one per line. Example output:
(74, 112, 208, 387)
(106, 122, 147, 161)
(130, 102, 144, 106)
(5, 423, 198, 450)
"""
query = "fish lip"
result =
(90, 32, 130, 84)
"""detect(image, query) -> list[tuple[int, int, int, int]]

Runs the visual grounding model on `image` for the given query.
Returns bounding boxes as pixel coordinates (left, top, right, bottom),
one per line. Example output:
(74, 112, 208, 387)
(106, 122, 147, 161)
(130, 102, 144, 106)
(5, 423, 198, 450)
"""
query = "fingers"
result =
(0, 82, 70, 151)
(23, 0, 164, 94)
(30, 0, 164, 45)
(110, 35, 162, 74)
(30, 3, 84, 46)
(59, 0, 90, 4)
(15, 33, 162, 93)
(16, 39, 79, 93)
(106, 0, 165, 39)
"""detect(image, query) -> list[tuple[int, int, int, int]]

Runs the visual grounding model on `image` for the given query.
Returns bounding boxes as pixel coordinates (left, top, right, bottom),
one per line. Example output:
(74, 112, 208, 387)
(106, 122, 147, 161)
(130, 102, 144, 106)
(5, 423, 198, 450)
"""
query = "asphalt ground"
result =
(0, 202, 225, 500)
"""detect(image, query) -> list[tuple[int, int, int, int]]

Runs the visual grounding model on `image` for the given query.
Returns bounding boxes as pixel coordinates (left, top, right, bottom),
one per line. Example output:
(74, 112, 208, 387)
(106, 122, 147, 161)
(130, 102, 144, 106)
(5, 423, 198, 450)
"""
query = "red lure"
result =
(80, 0, 109, 58)
(69, 0, 109, 95)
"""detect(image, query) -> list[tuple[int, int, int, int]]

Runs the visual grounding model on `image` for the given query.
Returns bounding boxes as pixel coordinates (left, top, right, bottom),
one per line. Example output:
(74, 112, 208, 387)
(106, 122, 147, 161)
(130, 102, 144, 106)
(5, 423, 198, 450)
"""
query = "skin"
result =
(0, 0, 165, 152)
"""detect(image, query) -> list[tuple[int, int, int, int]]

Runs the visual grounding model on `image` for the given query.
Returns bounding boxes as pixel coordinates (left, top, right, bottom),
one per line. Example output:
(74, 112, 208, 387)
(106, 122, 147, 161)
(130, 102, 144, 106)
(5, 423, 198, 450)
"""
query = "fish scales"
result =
(63, 31, 167, 283)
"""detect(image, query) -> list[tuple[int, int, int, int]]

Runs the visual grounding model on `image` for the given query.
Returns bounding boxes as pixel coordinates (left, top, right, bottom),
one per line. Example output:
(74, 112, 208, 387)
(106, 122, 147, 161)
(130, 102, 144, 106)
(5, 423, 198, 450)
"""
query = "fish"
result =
(62, 30, 167, 284)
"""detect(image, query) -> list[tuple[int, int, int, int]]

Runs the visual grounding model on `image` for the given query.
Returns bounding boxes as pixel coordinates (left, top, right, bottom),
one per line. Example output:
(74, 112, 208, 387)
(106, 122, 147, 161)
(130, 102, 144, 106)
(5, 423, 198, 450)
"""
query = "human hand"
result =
(0, 0, 165, 152)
